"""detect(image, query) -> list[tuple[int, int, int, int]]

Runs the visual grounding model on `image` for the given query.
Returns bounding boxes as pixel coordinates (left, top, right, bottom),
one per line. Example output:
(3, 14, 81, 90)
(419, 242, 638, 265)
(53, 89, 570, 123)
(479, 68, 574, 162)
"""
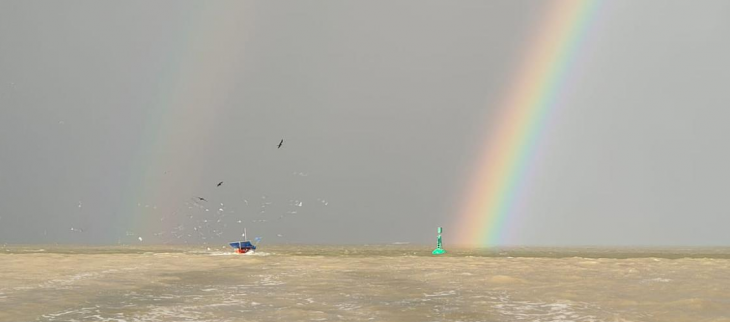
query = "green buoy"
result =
(432, 227, 447, 255)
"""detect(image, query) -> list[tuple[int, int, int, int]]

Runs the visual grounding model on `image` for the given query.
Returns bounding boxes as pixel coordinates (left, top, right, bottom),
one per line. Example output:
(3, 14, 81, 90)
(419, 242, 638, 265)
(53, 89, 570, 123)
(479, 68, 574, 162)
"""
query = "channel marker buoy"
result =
(432, 227, 446, 255)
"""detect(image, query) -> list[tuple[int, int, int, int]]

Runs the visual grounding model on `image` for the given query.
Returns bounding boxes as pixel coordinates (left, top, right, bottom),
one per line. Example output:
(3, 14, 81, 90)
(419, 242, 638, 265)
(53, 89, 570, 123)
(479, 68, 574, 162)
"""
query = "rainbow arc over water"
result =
(454, 0, 602, 246)
(117, 3, 252, 239)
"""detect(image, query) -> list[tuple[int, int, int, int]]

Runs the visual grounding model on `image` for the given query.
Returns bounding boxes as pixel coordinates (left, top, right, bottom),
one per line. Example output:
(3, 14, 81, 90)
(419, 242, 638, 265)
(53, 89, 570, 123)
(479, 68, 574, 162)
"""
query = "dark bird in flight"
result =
(277, 139, 283, 149)
(217, 181, 223, 187)
(196, 197, 207, 202)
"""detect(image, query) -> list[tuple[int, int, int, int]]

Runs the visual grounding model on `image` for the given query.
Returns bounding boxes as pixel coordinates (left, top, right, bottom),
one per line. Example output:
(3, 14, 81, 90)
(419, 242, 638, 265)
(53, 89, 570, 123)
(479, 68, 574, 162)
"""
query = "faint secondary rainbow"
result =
(455, 0, 602, 246)
(116, 3, 254, 242)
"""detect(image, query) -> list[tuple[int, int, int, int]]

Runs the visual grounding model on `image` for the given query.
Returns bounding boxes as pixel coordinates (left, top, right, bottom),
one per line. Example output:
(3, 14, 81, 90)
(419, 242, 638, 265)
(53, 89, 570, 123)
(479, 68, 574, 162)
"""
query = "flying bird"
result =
(196, 197, 207, 202)
(217, 181, 223, 187)
(277, 139, 283, 149)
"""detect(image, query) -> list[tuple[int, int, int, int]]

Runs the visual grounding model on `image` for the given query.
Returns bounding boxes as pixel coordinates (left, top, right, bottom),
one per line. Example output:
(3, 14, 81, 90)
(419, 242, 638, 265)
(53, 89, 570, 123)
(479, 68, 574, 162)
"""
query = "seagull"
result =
(217, 181, 223, 187)
(277, 139, 283, 149)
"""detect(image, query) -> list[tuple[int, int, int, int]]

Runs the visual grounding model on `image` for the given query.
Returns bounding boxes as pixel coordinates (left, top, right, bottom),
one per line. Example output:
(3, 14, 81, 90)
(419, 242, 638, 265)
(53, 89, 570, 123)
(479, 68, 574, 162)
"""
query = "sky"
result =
(0, 0, 729, 246)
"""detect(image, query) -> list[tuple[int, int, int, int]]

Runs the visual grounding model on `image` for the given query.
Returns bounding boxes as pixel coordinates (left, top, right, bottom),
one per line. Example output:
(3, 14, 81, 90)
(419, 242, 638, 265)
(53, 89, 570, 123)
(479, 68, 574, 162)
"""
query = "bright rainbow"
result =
(454, 0, 602, 246)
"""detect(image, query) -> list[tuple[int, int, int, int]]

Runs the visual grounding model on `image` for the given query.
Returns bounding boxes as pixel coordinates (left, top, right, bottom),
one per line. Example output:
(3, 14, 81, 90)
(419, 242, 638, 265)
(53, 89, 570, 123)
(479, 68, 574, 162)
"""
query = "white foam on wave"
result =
(62, 292, 257, 322)
(493, 293, 601, 322)
(208, 251, 238, 256)
(424, 290, 457, 297)
(209, 251, 271, 256)
(335, 303, 362, 311)
(132, 305, 219, 322)
(42, 306, 129, 322)
(257, 274, 285, 286)
(13, 267, 133, 292)
(151, 252, 181, 257)
(642, 277, 672, 283)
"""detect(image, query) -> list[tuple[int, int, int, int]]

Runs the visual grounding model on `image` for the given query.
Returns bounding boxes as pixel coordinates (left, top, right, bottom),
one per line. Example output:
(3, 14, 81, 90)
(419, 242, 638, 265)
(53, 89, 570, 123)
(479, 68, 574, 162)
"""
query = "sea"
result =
(1, 245, 729, 322)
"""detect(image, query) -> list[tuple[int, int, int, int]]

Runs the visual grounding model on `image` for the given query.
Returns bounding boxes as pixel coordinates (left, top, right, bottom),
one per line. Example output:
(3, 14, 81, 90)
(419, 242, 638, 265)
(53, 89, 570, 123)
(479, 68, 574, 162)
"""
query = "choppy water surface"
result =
(1, 245, 729, 322)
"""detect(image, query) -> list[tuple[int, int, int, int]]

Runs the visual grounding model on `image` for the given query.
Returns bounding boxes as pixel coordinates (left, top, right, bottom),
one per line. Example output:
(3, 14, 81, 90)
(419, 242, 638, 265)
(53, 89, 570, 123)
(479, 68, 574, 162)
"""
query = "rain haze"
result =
(1, 0, 729, 246)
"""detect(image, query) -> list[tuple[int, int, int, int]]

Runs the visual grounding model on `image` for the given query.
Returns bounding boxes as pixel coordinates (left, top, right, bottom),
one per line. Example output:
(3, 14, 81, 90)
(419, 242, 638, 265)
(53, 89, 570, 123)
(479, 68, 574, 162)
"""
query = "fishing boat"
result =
(229, 240, 256, 254)
(229, 228, 258, 254)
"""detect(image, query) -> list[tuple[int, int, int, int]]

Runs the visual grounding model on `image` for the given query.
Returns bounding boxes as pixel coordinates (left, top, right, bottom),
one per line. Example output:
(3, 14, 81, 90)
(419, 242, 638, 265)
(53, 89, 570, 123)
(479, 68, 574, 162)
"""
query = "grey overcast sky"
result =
(1, 1, 729, 246)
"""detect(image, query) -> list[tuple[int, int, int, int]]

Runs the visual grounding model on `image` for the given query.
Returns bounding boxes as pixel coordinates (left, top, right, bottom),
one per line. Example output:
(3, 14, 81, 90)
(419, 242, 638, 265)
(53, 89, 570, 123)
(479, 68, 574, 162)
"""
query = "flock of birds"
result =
(68, 139, 330, 244)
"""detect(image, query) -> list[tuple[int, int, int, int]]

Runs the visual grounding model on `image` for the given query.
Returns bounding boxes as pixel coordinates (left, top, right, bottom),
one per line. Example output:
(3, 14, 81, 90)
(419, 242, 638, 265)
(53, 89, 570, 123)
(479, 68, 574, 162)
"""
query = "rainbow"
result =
(116, 3, 253, 241)
(454, 0, 602, 246)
